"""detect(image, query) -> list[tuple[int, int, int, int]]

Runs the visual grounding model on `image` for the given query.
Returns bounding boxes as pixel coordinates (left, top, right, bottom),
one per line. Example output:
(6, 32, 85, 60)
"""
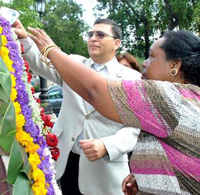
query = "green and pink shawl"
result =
(108, 79, 200, 194)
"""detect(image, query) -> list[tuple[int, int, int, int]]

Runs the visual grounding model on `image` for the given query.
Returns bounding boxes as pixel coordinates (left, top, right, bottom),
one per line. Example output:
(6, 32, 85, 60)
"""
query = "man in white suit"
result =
(14, 18, 141, 195)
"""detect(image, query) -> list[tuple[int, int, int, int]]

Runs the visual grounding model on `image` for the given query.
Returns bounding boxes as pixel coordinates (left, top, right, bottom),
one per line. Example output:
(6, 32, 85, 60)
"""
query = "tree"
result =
(0, 0, 41, 28)
(0, 0, 90, 57)
(156, 0, 200, 33)
(95, 0, 200, 59)
(95, 0, 157, 58)
(43, 0, 89, 57)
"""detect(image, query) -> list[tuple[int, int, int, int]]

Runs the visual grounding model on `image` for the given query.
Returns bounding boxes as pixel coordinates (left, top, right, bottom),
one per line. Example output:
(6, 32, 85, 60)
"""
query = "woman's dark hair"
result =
(160, 30, 200, 86)
(94, 18, 122, 40)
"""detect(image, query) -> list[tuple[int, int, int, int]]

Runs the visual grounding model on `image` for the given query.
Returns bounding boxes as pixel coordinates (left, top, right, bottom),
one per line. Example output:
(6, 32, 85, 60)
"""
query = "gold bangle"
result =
(41, 44, 50, 54)
(40, 44, 60, 68)
(40, 44, 57, 55)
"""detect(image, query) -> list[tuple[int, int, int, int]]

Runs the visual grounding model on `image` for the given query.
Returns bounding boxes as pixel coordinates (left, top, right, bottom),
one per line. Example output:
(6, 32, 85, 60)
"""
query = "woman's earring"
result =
(170, 68, 178, 76)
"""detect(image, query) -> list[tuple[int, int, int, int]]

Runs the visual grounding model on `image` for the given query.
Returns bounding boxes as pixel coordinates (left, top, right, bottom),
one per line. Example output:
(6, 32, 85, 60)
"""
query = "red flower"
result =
(27, 73, 32, 82)
(46, 120, 54, 128)
(21, 44, 24, 54)
(46, 132, 58, 147)
(24, 60, 29, 72)
(31, 86, 35, 94)
(41, 114, 54, 128)
(36, 98, 41, 104)
(50, 147, 60, 161)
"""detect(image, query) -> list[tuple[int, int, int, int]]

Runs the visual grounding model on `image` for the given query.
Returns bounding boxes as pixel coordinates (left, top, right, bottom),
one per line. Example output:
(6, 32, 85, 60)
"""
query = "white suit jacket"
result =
(21, 37, 141, 195)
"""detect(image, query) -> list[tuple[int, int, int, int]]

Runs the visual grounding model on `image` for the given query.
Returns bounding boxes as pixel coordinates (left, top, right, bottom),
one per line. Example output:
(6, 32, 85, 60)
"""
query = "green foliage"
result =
(0, 57, 11, 101)
(43, 0, 89, 57)
(0, 0, 90, 56)
(0, 101, 16, 153)
(0, 0, 42, 28)
(13, 172, 34, 195)
(95, 0, 200, 58)
(0, 56, 16, 153)
(193, 0, 200, 34)
(9, 140, 32, 195)
(156, 0, 199, 32)
(7, 139, 31, 184)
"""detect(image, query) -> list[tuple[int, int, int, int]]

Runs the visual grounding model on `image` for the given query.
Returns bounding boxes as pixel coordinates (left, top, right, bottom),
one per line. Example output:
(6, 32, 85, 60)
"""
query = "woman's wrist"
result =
(40, 44, 60, 68)
(46, 46, 61, 58)
(40, 44, 60, 57)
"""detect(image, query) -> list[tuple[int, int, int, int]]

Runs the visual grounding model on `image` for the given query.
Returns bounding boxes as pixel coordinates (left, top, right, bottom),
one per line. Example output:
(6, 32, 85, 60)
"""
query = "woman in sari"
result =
(13, 21, 200, 194)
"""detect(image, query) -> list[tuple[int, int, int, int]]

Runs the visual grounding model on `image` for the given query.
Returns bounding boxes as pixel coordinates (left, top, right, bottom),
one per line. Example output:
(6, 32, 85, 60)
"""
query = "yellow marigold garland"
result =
(0, 28, 47, 195)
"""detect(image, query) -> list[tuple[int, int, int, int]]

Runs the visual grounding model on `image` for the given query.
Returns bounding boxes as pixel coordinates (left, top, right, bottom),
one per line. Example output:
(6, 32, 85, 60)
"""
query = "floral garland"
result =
(22, 44, 60, 161)
(0, 16, 61, 195)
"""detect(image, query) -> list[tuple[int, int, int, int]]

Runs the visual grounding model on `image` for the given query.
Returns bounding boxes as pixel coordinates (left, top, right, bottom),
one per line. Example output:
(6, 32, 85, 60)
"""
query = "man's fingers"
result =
(83, 147, 93, 154)
(84, 152, 98, 161)
(12, 19, 22, 28)
(13, 28, 27, 37)
(79, 139, 94, 149)
(79, 139, 93, 144)
(80, 142, 91, 149)
(82, 147, 99, 161)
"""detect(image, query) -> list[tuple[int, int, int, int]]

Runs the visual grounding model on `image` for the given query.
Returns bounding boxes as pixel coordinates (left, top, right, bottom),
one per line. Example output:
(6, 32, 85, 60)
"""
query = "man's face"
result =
(87, 24, 120, 63)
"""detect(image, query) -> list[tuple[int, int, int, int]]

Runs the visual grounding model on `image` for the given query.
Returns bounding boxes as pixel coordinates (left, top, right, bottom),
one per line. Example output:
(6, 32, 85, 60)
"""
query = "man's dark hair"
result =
(94, 18, 122, 40)
(161, 30, 200, 86)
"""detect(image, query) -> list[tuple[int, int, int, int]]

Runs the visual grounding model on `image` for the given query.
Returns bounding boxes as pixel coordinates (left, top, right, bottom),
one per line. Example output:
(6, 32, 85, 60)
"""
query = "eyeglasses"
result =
(85, 31, 117, 40)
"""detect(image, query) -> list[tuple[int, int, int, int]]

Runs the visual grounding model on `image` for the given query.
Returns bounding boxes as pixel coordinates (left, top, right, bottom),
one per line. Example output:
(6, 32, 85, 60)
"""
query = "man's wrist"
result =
(20, 36, 32, 54)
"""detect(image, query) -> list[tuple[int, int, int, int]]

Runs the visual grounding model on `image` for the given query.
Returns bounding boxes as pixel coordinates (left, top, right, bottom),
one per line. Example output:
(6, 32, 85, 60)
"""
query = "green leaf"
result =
(0, 99, 8, 118)
(7, 138, 31, 184)
(0, 130, 16, 154)
(0, 59, 12, 100)
(21, 145, 32, 181)
(7, 139, 24, 184)
(0, 101, 16, 153)
(0, 100, 16, 134)
(13, 173, 33, 195)
(0, 56, 9, 73)
(0, 85, 9, 103)
(0, 72, 11, 101)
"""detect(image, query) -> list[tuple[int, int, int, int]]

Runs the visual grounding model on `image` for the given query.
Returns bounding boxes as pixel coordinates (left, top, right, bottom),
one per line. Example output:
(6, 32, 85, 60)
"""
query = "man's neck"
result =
(92, 56, 115, 65)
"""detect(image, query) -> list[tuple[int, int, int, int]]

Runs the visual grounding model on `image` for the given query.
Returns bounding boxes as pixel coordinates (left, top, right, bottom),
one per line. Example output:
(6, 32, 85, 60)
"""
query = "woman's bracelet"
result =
(40, 44, 60, 68)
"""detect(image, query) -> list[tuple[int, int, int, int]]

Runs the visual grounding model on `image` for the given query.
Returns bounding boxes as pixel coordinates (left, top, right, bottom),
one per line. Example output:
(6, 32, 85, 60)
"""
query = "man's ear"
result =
(114, 39, 121, 51)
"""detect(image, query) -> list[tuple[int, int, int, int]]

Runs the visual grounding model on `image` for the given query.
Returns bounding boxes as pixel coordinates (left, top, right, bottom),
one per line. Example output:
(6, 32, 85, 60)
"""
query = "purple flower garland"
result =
(0, 16, 57, 194)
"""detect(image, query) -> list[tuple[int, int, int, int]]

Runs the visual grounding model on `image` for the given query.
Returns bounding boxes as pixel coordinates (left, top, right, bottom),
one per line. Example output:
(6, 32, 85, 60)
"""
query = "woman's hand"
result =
(122, 173, 138, 195)
(27, 27, 55, 52)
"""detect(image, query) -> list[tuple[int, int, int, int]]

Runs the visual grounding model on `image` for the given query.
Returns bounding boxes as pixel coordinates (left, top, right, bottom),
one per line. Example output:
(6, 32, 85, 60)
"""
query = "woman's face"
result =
(142, 38, 173, 81)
